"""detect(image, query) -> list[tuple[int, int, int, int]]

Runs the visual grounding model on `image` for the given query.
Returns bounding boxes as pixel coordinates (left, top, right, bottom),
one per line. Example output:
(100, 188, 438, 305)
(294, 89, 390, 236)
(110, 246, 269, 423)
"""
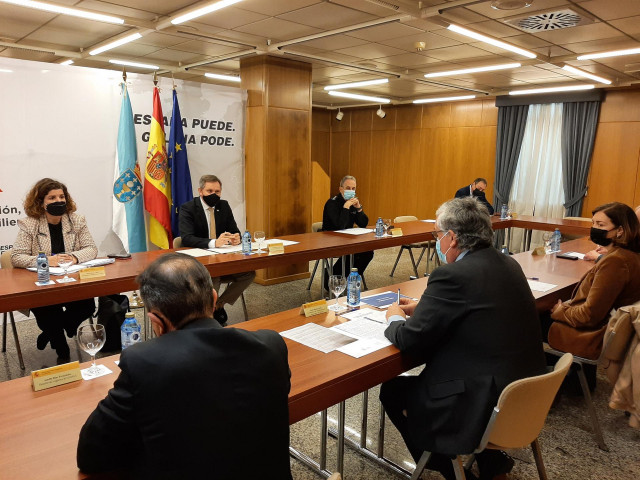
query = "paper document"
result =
(80, 364, 113, 380)
(337, 338, 391, 358)
(334, 228, 374, 235)
(280, 323, 357, 353)
(360, 291, 415, 309)
(421, 219, 436, 223)
(208, 238, 299, 254)
(527, 280, 557, 292)
(177, 248, 217, 257)
(331, 318, 391, 344)
(264, 239, 299, 246)
(563, 251, 585, 260)
(27, 257, 115, 275)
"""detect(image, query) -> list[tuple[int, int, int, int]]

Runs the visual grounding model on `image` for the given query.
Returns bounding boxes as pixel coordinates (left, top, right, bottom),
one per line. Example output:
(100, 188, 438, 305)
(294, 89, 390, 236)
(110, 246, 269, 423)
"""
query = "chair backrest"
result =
(394, 215, 418, 223)
(173, 237, 182, 248)
(478, 353, 573, 450)
(312, 221, 323, 233)
(0, 250, 13, 269)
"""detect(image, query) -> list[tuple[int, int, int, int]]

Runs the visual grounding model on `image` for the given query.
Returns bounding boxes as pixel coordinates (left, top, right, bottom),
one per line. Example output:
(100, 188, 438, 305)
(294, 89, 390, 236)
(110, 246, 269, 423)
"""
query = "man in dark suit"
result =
(322, 175, 374, 286)
(381, 197, 546, 480)
(454, 177, 495, 215)
(77, 253, 292, 480)
(179, 174, 255, 325)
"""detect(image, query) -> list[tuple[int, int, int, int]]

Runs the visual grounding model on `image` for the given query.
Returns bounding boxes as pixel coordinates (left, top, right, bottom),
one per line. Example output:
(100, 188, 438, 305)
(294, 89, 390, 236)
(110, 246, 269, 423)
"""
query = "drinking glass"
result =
(57, 253, 74, 283)
(254, 231, 266, 253)
(542, 231, 553, 254)
(77, 324, 106, 377)
(383, 219, 392, 235)
(328, 275, 347, 312)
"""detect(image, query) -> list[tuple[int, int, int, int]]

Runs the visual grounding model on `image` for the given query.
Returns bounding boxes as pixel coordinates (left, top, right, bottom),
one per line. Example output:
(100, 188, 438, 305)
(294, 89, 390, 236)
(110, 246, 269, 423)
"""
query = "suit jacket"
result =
(179, 197, 240, 248)
(77, 318, 292, 480)
(385, 246, 546, 455)
(322, 194, 369, 231)
(11, 213, 97, 268)
(454, 185, 495, 215)
(550, 246, 640, 359)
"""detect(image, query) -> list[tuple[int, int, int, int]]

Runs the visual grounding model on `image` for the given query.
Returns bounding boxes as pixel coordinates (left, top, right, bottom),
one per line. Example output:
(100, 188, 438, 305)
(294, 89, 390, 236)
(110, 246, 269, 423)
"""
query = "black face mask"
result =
(472, 189, 485, 198)
(590, 227, 613, 247)
(202, 193, 220, 208)
(45, 201, 67, 217)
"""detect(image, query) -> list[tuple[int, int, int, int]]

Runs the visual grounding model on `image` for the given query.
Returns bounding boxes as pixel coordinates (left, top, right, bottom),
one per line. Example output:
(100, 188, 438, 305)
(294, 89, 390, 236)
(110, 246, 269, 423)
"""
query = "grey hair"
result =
(436, 197, 493, 251)
(199, 174, 222, 189)
(340, 175, 356, 187)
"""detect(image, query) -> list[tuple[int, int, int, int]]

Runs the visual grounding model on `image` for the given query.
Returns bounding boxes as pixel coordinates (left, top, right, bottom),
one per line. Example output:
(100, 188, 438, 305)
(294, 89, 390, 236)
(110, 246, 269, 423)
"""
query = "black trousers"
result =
(31, 299, 96, 351)
(324, 251, 374, 290)
(380, 377, 457, 480)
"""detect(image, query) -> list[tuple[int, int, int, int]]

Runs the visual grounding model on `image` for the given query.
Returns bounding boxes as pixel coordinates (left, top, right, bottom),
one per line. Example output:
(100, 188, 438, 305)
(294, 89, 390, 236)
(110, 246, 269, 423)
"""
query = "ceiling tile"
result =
(170, 40, 246, 57)
(236, 0, 321, 17)
(278, 2, 376, 30)
(563, 38, 640, 54)
(529, 22, 621, 44)
(81, 0, 195, 17)
(378, 31, 462, 52)
(233, 18, 322, 42)
(579, 0, 640, 21)
(104, 42, 161, 56)
(0, 6, 56, 41)
(334, 43, 406, 60)
(186, 7, 269, 29)
(297, 34, 369, 51)
(375, 53, 443, 68)
(426, 44, 499, 61)
(137, 32, 191, 49)
(346, 23, 423, 42)
(24, 19, 128, 50)
(77, 0, 158, 21)
(465, 0, 571, 19)
(609, 16, 640, 36)
(143, 48, 207, 63)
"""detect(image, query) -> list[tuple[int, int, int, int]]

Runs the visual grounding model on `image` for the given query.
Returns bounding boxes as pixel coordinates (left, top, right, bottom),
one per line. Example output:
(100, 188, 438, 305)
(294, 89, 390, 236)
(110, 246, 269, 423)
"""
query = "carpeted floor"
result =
(2, 246, 639, 479)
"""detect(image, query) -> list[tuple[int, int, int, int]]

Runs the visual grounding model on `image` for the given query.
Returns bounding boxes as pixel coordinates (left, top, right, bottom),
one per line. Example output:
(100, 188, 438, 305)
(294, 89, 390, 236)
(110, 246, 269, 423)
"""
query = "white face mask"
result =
(343, 189, 356, 200)
(435, 231, 450, 264)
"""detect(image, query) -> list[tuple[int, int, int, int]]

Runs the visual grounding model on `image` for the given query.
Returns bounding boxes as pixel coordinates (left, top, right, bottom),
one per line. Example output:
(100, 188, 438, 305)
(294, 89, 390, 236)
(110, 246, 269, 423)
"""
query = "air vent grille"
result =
(504, 8, 593, 33)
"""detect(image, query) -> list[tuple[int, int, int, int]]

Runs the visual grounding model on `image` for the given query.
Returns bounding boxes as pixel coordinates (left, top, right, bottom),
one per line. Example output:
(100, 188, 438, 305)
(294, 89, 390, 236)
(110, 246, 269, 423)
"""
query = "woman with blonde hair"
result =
(12, 178, 97, 361)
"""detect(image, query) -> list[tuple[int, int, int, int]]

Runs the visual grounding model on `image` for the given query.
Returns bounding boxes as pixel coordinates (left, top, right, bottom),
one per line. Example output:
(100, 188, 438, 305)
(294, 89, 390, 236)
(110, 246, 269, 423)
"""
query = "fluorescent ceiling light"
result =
(0, 69, 13, 73)
(562, 65, 611, 85)
(324, 78, 389, 90)
(171, 0, 243, 25)
(447, 24, 537, 59)
(413, 95, 476, 104)
(424, 63, 521, 78)
(509, 84, 595, 95)
(328, 91, 391, 103)
(110, 59, 159, 70)
(577, 47, 640, 61)
(0, 0, 124, 24)
(204, 72, 241, 82)
(59, 59, 74, 66)
(90, 33, 142, 56)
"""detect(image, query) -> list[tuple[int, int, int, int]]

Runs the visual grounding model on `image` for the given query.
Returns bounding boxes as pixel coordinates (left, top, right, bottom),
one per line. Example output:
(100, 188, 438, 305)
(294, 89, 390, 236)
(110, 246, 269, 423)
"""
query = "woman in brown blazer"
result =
(545, 202, 640, 389)
(11, 178, 97, 361)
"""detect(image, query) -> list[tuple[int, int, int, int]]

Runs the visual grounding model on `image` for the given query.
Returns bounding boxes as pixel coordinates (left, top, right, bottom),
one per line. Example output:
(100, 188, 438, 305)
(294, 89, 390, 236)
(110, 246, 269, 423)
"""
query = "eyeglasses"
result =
(431, 230, 447, 240)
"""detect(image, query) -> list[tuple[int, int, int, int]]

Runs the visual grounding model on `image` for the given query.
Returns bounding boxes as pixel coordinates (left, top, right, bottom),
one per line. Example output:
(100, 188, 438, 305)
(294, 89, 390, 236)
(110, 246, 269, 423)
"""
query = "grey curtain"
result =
(493, 105, 529, 212)
(561, 101, 601, 217)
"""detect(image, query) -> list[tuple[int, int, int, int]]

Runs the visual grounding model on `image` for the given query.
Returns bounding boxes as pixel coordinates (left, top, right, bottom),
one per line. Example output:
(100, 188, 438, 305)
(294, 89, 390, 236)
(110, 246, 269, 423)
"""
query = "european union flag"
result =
(168, 89, 193, 238)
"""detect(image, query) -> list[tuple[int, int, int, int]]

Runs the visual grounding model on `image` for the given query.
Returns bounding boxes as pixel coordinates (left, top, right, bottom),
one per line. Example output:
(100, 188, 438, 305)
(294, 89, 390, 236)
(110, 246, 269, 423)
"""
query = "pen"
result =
(527, 276, 539, 281)
(397, 288, 400, 304)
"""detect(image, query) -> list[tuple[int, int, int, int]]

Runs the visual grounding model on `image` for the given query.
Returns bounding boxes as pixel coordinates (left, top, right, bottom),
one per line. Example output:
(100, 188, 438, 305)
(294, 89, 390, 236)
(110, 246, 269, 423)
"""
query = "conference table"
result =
(0, 237, 595, 480)
(0, 215, 590, 313)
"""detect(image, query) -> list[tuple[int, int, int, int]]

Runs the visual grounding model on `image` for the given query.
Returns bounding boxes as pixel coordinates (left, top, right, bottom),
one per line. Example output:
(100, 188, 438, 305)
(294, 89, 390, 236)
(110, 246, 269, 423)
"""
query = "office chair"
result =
(389, 216, 435, 277)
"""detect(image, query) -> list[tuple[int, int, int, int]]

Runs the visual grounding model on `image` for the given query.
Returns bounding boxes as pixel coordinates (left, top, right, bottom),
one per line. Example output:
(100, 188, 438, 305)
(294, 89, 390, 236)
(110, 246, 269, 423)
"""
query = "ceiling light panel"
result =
(562, 65, 611, 85)
(424, 63, 521, 78)
(171, 0, 244, 25)
(0, 0, 124, 24)
(447, 23, 537, 59)
(109, 59, 159, 70)
(509, 84, 595, 95)
(577, 47, 640, 61)
(89, 33, 142, 55)
(204, 73, 241, 82)
(328, 91, 391, 103)
(324, 78, 389, 90)
(413, 95, 476, 104)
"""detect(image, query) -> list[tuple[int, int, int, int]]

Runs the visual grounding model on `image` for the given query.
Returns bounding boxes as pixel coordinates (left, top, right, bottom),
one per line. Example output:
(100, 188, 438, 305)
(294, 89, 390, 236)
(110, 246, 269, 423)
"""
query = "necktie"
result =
(208, 207, 217, 240)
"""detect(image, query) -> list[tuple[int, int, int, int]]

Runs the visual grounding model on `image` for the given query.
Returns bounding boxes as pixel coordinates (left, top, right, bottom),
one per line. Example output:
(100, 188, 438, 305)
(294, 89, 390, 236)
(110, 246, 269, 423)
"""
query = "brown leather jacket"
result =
(549, 246, 640, 359)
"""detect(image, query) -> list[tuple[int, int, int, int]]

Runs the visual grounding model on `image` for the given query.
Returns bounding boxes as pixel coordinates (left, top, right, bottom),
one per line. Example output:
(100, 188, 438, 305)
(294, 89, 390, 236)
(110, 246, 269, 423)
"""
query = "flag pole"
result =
(122, 67, 127, 84)
(153, 71, 158, 87)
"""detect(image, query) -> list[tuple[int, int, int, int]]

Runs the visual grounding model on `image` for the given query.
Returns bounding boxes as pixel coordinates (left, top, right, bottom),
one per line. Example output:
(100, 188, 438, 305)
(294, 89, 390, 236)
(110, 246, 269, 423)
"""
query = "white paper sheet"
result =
(208, 238, 299, 254)
(280, 323, 357, 353)
(27, 258, 115, 275)
(176, 248, 217, 257)
(334, 228, 374, 235)
(421, 219, 436, 223)
(337, 338, 391, 358)
(331, 318, 391, 344)
(80, 364, 113, 380)
(527, 280, 557, 292)
(339, 308, 376, 321)
(563, 251, 585, 260)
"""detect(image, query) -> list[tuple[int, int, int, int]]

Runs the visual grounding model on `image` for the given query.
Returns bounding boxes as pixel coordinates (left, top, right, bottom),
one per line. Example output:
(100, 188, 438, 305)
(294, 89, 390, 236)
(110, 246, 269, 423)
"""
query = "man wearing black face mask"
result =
(454, 178, 495, 215)
(179, 175, 255, 326)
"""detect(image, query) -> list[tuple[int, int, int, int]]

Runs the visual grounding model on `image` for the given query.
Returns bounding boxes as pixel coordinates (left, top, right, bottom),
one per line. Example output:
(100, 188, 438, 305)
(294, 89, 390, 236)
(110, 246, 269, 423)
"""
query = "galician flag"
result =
(112, 84, 146, 253)
(168, 89, 192, 238)
(143, 86, 172, 249)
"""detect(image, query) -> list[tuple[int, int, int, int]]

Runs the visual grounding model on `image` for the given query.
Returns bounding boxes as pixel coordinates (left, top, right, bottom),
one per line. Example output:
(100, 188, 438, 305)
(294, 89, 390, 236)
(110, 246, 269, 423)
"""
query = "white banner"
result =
(0, 57, 246, 260)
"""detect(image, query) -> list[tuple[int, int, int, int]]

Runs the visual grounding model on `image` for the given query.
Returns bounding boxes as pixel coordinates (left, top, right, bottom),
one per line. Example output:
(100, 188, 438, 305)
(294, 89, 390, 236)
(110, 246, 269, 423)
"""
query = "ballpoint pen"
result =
(397, 288, 400, 303)
(527, 276, 539, 281)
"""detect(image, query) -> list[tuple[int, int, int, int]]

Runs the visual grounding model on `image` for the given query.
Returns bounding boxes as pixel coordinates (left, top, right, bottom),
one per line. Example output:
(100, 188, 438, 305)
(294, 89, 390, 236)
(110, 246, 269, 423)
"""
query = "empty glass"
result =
(57, 253, 74, 283)
(77, 324, 105, 377)
(328, 275, 347, 312)
(383, 219, 392, 235)
(254, 231, 266, 253)
(542, 231, 553, 254)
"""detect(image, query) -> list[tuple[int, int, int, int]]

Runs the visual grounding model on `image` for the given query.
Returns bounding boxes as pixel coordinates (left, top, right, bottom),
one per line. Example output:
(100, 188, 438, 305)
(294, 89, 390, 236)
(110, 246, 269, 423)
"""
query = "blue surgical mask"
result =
(343, 190, 356, 200)
(435, 231, 450, 264)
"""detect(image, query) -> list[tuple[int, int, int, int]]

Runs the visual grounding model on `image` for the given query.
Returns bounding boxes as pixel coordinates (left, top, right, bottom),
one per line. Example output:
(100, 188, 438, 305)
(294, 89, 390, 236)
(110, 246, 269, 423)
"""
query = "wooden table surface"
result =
(0, 237, 595, 480)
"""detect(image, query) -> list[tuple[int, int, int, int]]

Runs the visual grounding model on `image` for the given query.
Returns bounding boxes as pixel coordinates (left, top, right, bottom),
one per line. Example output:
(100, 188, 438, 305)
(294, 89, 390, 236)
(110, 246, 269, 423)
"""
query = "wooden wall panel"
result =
(451, 100, 483, 127)
(372, 108, 396, 131)
(392, 129, 422, 219)
(240, 56, 265, 107)
(330, 131, 351, 193)
(331, 110, 351, 132)
(312, 130, 331, 223)
(422, 104, 451, 128)
(395, 105, 421, 130)
(420, 127, 452, 217)
(481, 99, 498, 126)
(348, 131, 372, 212)
(582, 122, 640, 214)
(267, 57, 312, 110)
(351, 109, 373, 132)
(599, 90, 640, 123)
(368, 131, 397, 220)
(244, 107, 266, 230)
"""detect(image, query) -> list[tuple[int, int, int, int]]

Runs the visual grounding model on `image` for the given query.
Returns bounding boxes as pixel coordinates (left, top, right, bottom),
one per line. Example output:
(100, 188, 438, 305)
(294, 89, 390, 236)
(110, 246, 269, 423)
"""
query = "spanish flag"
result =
(143, 86, 172, 249)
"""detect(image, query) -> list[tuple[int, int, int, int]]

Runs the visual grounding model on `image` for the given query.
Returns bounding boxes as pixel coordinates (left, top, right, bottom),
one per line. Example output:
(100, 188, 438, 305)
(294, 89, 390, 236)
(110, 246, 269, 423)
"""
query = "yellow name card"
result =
(390, 228, 403, 236)
(32, 361, 82, 392)
(79, 266, 106, 280)
(531, 246, 546, 256)
(299, 299, 329, 317)
(268, 242, 285, 255)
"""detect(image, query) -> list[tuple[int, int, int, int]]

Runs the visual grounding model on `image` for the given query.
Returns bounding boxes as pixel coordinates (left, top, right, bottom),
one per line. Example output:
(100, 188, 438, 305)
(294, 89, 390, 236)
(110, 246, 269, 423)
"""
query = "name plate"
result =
(390, 228, 403, 237)
(531, 246, 546, 256)
(268, 242, 285, 255)
(79, 266, 106, 280)
(32, 361, 82, 392)
(299, 299, 329, 317)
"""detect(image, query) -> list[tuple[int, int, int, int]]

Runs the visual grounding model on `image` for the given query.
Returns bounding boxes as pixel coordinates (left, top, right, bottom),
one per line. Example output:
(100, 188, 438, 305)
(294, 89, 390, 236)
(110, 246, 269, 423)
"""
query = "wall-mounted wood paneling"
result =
(312, 110, 331, 223)
(368, 130, 397, 220)
(451, 100, 483, 127)
(422, 103, 451, 129)
(330, 131, 351, 192)
(349, 131, 372, 211)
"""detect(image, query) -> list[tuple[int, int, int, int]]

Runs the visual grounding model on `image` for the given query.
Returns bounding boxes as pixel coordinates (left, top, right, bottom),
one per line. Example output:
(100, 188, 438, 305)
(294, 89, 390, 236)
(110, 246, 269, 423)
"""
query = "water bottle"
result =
(500, 204, 508, 220)
(121, 312, 142, 350)
(375, 217, 384, 237)
(242, 230, 251, 255)
(500, 245, 509, 255)
(346, 267, 361, 307)
(551, 228, 562, 253)
(36, 251, 50, 284)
